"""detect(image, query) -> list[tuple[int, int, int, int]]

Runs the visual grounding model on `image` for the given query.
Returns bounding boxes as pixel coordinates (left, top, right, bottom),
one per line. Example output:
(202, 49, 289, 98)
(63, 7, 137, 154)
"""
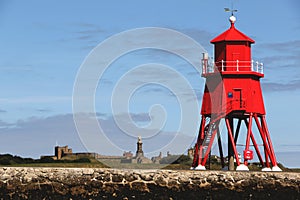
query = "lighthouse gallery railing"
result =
(202, 60, 264, 75)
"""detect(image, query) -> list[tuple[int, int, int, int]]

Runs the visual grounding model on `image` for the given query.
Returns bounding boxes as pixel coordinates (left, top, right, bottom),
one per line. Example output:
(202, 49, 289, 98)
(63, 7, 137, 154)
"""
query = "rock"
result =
(82, 168, 94, 175)
(112, 174, 124, 182)
(131, 181, 149, 192)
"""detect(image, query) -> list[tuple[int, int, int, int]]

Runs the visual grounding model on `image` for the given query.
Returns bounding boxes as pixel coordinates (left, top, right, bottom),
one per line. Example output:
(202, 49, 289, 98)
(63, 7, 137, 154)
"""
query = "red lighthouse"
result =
(192, 15, 281, 171)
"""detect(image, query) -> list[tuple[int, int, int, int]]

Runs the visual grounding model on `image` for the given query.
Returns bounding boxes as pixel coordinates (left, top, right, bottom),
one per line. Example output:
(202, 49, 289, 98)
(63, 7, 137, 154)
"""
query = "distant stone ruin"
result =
(41, 145, 98, 160)
(55, 145, 73, 159)
(41, 137, 177, 164)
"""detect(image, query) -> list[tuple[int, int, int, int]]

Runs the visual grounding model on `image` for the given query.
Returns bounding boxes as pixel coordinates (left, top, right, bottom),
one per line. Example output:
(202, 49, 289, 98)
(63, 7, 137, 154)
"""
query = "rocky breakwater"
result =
(0, 167, 299, 199)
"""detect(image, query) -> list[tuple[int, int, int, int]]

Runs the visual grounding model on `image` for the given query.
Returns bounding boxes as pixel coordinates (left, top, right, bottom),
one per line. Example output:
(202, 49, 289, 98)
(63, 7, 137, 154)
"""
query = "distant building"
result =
(41, 137, 179, 165)
(151, 152, 162, 164)
(136, 136, 144, 158)
(55, 145, 72, 160)
(131, 136, 152, 164)
(41, 145, 98, 160)
(123, 151, 133, 158)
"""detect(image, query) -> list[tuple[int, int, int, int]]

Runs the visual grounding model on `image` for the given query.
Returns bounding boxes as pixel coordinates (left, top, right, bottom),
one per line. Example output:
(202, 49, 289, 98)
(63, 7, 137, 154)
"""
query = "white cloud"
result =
(0, 96, 71, 104)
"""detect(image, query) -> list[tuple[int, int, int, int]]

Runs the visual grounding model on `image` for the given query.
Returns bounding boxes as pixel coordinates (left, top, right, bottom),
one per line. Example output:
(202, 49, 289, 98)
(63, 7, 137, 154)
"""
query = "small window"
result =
(228, 92, 233, 98)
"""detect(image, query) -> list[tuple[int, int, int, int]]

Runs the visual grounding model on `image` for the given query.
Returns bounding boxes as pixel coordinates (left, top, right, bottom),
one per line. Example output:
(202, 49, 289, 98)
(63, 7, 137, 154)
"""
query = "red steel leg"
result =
(225, 118, 241, 166)
(198, 145, 203, 166)
(201, 120, 220, 166)
(192, 116, 206, 167)
(192, 143, 198, 168)
(217, 127, 225, 168)
(261, 116, 278, 166)
(250, 131, 264, 166)
(254, 115, 272, 168)
(198, 117, 207, 166)
(234, 119, 242, 144)
(244, 113, 253, 165)
(243, 119, 264, 167)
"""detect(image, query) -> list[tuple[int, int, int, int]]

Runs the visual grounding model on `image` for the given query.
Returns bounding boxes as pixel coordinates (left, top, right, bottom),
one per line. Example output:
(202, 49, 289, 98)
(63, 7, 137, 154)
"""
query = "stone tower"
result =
(136, 136, 144, 158)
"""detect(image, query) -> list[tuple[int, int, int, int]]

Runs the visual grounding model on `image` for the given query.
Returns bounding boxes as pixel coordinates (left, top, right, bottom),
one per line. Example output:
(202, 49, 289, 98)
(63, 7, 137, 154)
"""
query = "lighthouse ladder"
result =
(201, 115, 223, 158)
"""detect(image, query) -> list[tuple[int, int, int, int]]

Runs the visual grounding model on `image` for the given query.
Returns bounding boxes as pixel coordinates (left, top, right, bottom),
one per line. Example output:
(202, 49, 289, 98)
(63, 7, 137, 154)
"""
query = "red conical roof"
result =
(210, 19, 255, 44)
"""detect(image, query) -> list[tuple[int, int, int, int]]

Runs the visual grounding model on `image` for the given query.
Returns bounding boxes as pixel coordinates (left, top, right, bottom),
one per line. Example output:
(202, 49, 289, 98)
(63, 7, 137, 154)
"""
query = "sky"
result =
(0, 0, 300, 168)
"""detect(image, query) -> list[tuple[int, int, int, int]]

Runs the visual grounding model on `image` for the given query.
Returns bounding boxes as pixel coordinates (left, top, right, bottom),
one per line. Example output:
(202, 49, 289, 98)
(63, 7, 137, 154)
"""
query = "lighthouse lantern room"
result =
(192, 14, 281, 171)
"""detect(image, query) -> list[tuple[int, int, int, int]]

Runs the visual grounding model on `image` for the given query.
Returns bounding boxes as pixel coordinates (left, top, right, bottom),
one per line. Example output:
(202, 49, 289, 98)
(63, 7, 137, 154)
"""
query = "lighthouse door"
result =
(233, 88, 243, 109)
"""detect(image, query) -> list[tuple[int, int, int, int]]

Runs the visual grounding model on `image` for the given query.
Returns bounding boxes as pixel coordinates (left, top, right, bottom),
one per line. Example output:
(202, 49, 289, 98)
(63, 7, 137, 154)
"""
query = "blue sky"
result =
(0, 0, 299, 168)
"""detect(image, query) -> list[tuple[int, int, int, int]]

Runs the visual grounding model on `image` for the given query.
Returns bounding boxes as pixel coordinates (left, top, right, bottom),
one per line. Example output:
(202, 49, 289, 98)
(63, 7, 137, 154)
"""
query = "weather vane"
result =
(224, 3, 238, 24)
(224, 3, 238, 16)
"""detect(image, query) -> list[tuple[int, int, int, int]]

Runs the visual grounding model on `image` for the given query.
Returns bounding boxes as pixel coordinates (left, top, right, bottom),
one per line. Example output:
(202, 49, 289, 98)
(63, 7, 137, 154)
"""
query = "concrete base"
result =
(194, 165, 206, 170)
(261, 167, 272, 172)
(272, 166, 282, 172)
(1, 167, 300, 199)
(236, 164, 249, 171)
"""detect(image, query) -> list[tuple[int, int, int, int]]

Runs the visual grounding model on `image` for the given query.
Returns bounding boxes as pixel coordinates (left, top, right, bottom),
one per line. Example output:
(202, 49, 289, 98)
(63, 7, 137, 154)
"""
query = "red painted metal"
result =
(244, 150, 253, 160)
(262, 116, 278, 166)
(244, 113, 253, 165)
(225, 118, 241, 166)
(253, 115, 274, 167)
(210, 22, 254, 43)
(192, 16, 280, 170)
(249, 131, 263, 164)
(234, 119, 241, 143)
(243, 119, 264, 165)
(216, 129, 225, 168)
